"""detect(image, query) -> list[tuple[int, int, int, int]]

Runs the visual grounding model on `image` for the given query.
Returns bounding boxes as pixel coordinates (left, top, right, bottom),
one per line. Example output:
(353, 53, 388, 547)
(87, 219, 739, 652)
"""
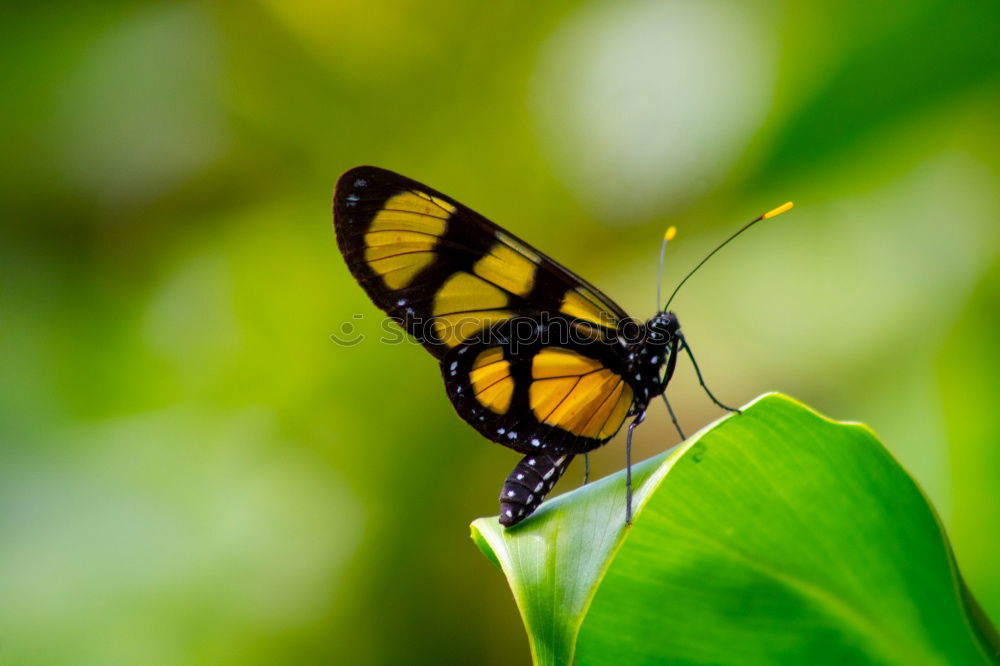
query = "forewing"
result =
(333, 166, 629, 359)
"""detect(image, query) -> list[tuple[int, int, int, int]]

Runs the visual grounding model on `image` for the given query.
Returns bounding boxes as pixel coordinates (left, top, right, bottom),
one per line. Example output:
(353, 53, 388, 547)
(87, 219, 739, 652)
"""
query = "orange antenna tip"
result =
(762, 201, 794, 220)
(664, 226, 677, 241)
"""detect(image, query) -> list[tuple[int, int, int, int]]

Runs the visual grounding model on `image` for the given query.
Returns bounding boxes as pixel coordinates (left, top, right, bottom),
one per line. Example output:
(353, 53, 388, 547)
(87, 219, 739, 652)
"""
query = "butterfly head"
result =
(646, 311, 680, 346)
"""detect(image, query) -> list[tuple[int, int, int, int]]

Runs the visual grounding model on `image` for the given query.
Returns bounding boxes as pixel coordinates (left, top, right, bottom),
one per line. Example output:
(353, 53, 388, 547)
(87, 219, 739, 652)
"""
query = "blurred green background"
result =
(2, 1, 998, 664)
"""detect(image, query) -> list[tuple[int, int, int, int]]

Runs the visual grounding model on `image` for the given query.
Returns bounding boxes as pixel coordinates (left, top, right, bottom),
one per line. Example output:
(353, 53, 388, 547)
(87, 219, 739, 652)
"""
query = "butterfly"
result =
(332, 166, 792, 527)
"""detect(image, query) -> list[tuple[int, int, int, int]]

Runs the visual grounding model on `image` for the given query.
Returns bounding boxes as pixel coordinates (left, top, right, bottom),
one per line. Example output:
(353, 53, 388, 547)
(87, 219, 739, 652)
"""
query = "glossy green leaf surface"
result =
(472, 394, 999, 665)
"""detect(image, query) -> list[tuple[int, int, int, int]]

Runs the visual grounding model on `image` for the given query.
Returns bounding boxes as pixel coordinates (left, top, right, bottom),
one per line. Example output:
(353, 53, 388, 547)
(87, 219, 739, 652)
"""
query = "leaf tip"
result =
(470, 520, 503, 570)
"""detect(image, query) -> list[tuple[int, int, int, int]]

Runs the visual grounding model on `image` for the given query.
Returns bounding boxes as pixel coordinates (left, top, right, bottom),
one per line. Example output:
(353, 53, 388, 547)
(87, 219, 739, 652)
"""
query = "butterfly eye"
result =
(649, 317, 669, 335)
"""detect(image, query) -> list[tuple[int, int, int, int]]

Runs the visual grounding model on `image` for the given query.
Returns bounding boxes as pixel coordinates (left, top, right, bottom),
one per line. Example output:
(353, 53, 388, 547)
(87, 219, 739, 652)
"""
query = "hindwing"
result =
(440, 318, 636, 456)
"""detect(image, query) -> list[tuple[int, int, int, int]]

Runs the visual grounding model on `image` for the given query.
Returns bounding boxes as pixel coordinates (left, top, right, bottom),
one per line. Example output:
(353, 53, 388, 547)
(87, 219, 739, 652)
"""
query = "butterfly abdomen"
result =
(499, 452, 574, 527)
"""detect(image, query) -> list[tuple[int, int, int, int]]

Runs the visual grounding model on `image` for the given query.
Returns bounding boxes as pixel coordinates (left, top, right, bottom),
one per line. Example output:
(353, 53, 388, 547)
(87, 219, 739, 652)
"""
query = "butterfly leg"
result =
(499, 452, 575, 528)
(658, 336, 686, 440)
(679, 335, 741, 414)
(583, 454, 591, 484)
(660, 394, 686, 440)
(625, 409, 647, 526)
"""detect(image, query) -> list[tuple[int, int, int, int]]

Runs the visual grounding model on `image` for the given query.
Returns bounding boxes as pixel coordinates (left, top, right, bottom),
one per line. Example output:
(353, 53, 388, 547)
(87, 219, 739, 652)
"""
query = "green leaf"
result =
(471, 393, 1000, 665)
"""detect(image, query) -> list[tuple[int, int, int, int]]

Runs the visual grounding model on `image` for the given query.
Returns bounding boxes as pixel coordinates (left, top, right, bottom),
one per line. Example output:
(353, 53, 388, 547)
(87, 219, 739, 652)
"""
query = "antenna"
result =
(662, 202, 793, 310)
(656, 226, 677, 309)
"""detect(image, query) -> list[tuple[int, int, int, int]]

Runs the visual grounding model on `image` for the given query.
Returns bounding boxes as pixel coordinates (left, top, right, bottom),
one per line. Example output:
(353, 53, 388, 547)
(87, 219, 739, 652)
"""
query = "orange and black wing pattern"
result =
(442, 334, 634, 454)
(333, 166, 629, 359)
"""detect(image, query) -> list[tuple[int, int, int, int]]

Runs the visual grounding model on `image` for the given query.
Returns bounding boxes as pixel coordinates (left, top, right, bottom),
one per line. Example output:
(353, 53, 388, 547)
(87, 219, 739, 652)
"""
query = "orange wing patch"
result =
(370, 191, 454, 231)
(559, 288, 619, 330)
(434, 272, 509, 315)
(473, 242, 537, 297)
(363, 191, 453, 289)
(529, 348, 633, 439)
(433, 310, 514, 348)
(529, 376, 579, 419)
(532, 348, 604, 378)
(470, 347, 514, 414)
(595, 382, 632, 439)
(432, 270, 513, 347)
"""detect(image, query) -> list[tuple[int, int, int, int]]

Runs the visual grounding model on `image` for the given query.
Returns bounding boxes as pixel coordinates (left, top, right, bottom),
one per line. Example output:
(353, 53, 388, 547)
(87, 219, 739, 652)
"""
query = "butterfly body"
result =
(333, 166, 686, 527)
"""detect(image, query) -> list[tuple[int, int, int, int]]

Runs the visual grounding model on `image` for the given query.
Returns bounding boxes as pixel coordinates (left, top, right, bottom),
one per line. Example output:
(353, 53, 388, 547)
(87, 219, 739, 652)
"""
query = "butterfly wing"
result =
(441, 318, 635, 456)
(333, 166, 630, 359)
(442, 321, 637, 527)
